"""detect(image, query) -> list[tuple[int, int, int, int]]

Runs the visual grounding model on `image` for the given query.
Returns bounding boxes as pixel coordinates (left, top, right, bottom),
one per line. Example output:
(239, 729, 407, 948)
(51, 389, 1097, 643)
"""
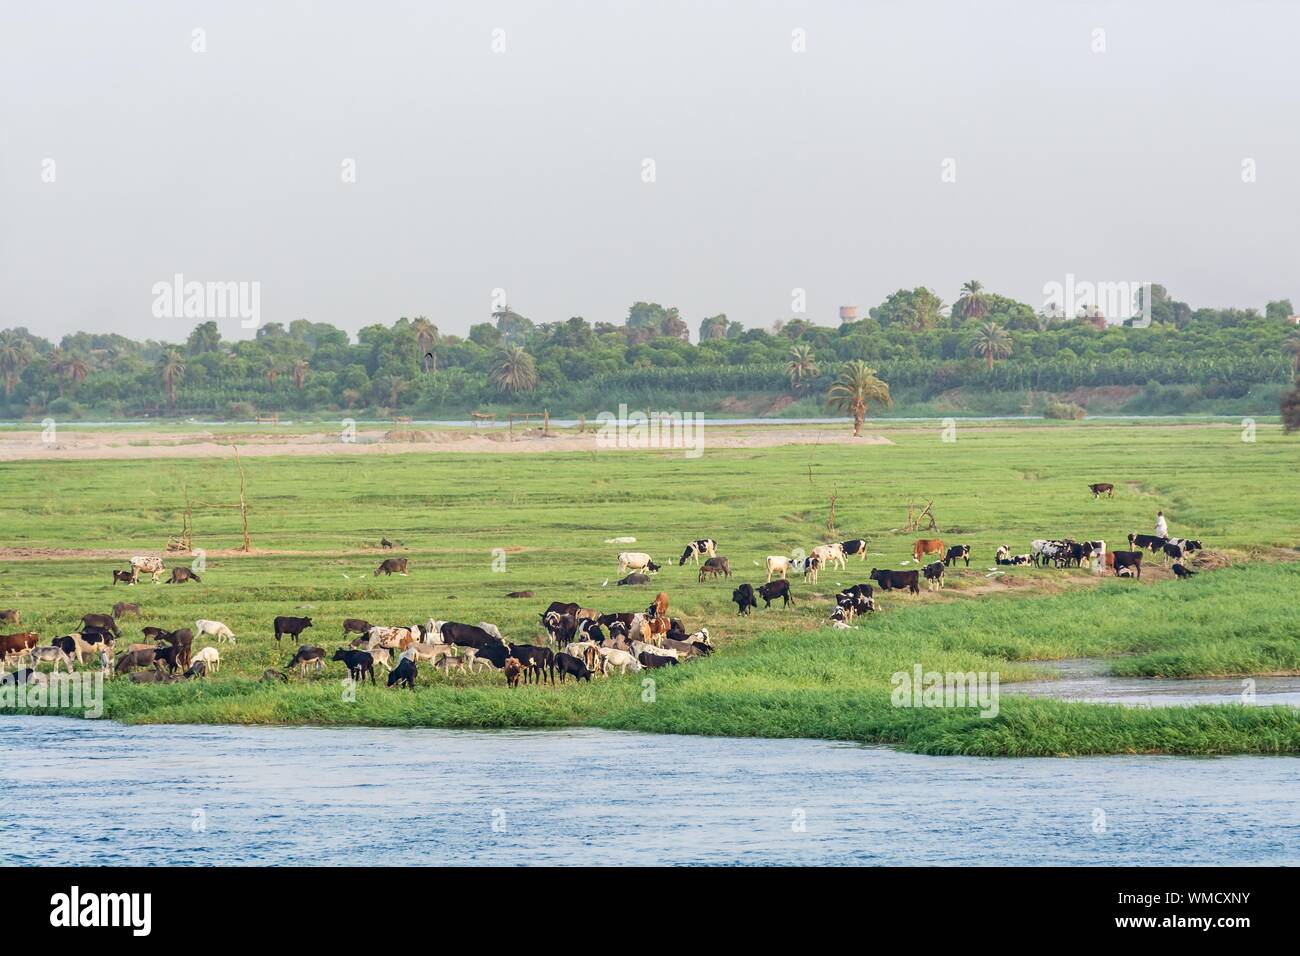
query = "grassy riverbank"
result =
(3, 422, 1299, 755)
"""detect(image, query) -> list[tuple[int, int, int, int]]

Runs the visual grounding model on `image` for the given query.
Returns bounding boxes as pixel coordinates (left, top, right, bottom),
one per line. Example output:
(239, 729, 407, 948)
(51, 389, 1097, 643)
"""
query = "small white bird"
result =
(601, 579, 609, 587)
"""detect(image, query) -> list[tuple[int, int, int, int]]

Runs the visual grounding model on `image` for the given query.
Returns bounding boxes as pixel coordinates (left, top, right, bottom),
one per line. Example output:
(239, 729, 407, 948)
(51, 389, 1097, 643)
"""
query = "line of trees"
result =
(1, 284, 1296, 420)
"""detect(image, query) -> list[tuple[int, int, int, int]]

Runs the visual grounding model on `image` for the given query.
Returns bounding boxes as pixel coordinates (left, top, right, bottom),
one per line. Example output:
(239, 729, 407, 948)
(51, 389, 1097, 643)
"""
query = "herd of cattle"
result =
(1, 510, 1207, 691)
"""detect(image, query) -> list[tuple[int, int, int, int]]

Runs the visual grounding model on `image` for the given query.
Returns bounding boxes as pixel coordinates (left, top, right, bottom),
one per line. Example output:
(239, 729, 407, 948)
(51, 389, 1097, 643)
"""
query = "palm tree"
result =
(291, 359, 309, 389)
(825, 360, 892, 437)
(971, 322, 1013, 371)
(158, 350, 186, 406)
(956, 280, 988, 321)
(785, 345, 819, 392)
(492, 345, 538, 396)
(0, 333, 33, 397)
(1283, 331, 1300, 373)
(413, 317, 439, 372)
(265, 366, 280, 389)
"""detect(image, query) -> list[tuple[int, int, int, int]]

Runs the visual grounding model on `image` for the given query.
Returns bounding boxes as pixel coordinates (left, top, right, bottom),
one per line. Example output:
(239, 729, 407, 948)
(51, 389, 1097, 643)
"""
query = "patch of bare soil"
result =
(0, 546, 305, 562)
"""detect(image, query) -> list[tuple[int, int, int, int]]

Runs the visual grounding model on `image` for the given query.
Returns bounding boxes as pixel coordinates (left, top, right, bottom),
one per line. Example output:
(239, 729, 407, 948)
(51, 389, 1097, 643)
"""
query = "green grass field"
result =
(3, 421, 1299, 755)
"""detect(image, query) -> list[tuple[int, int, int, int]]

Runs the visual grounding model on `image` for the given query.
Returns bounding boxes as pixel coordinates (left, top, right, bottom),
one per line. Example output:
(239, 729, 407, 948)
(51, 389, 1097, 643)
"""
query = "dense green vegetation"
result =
(2, 285, 1297, 420)
(2, 422, 1299, 755)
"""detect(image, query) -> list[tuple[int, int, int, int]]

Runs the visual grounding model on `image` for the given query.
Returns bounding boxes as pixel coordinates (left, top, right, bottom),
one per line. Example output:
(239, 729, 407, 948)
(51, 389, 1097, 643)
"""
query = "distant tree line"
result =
(1, 283, 1296, 420)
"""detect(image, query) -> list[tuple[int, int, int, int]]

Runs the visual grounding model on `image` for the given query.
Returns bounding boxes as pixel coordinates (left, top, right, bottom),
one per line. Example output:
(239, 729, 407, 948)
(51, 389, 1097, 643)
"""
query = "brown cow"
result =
(375, 558, 409, 576)
(913, 539, 945, 563)
(697, 556, 731, 582)
(167, 567, 201, 584)
(1089, 482, 1115, 499)
(504, 657, 523, 688)
(648, 592, 669, 618)
(115, 647, 158, 674)
(112, 569, 136, 585)
(0, 632, 39, 659)
(112, 602, 140, 619)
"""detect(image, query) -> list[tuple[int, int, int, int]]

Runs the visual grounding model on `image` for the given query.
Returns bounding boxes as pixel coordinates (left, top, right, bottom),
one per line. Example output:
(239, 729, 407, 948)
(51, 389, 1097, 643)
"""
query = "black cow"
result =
(870, 568, 920, 594)
(80, 613, 120, 638)
(433, 622, 510, 668)
(152, 643, 184, 674)
(1172, 563, 1196, 579)
(942, 545, 971, 567)
(274, 616, 313, 644)
(332, 649, 376, 685)
(617, 573, 652, 586)
(731, 584, 758, 615)
(556, 652, 593, 683)
(597, 612, 638, 630)
(182, 661, 208, 680)
(1089, 483, 1114, 499)
(544, 601, 581, 618)
(286, 645, 327, 676)
(112, 569, 135, 585)
(541, 611, 580, 643)
(757, 579, 793, 608)
(387, 657, 418, 690)
(575, 618, 605, 643)
(840, 538, 868, 560)
(508, 644, 555, 685)
(342, 618, 371, 638)
(923, 561, 945, 589)
(1112, 550, 1143, 578)
(1128, 533, 1168, 553)
(638, 651, 677, 669)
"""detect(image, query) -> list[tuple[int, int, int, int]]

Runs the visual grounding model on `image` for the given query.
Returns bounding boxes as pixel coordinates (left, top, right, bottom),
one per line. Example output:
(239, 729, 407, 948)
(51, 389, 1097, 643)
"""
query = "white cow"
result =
(129, 555, 165, 583)
(192, 646, 221, 674)
(597, 647, 642, 674)
(631, 640, 678, 661)
(195, 620, 236, 644)
(617, 552, 658, 575)
(367, 625, 420, 649)
(765, 556, 791, 582)
(811, 543, 847, 572)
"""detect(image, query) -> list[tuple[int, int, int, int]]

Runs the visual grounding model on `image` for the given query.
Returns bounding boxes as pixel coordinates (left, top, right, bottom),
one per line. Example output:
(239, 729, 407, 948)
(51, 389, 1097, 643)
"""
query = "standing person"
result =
(1155, 511, 1168, 539)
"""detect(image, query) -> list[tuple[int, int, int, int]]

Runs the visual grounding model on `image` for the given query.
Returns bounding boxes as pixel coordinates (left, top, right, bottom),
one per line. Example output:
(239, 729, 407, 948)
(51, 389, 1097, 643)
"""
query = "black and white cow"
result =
(942, 545, 970, 567)
(840, 539, 869, 561)
(923, 561, 945, 590)
(678, 538, 718, 566)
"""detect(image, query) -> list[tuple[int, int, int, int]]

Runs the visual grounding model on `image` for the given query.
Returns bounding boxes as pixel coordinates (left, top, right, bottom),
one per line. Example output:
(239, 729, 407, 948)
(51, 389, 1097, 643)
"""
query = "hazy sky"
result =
(2, 1, 1297, 343)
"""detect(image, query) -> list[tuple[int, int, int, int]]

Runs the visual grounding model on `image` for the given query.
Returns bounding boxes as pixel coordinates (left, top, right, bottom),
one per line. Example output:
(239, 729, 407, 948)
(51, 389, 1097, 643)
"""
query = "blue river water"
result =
(1, 717, 1296, 866)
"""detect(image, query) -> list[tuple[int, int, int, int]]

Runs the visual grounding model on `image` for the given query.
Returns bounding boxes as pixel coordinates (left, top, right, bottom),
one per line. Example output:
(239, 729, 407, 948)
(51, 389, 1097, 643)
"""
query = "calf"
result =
(0, 632, 40, 659)
(112, 602, 140, 619)
(757, 579, 792, 608)
(508, 644, 555, 685)
(153, 643, 184, 674)
(80, 613, 120, 638)
(332, 649, 376, 685)
(1172, 562, 1197, 579)
(112, 569, 136, 586)
(375, 557, 409, 576)
(840, 538, 868, 561)
(596, 647, 642, 674)
(870, 568, 920, 594)
(503, 657, 524, 688)
(697, 556, 731, 581)
(1089, 482, 1115, 499)
(942, 545, 971, 568)
(923, 561, 945, 590)
(286, 645, 327, 677)
(387, 657, 418, 690)
(912, 539, 945, 563)
(801, 555, 822, 584)
(274, 616, 313, 645)
(732, 584, 758, 615)
(1111, 550, 1143, 579)
(556, 652, 593, 683)
(166, 567, 200, 584)
(29, 646, 75, 673)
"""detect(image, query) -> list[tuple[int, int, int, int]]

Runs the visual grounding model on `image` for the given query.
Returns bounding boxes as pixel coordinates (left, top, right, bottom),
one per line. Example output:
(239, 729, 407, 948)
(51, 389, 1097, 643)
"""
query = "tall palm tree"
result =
(0, 332, 33, 397)
(971, 322, 1013, 371)
(158, 350, 186, 406)
(413, 317, 439, 372)
(825, 361, 892, 437)
(291, 359, 309, 389)
(265, 366, 280, 389)
(956, 280, 988, 321)
(492, 345, 538, 396)
(1283, 331, 1300, 373)
(785, 344, 819, 392)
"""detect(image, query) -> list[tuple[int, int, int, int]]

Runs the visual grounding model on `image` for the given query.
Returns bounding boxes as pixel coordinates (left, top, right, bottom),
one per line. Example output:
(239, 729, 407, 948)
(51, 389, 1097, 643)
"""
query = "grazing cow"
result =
(0, 610, 19, 625)
(638, 651, 677, 669)
(509, 644, 556, 684)
(182, 661, 208, 680)
(732, 584, 758, 615)
(840, 539, 869, 561)
(1172, 563, 1197, 579)
(381, 537, 395, 549)
(262, 669, 289, 683)
(273, 616, 313, 644)
(698, 556, 731, 582)
(332, 649, 376, 685)
(80, 613, 120, 638)
(811, 543, 847, 572)
(503, 657, 524, 688)
(1111, 551, 1143, 579)
(617, 552, 660, 575)
(596, 647, 642, 674)
(167, 567, 200, 584)
(757, 579, 793, 608)
(942, 545, 971, 568)
(912, 539, 945, 563)
(286, 645, 327, 677)
(192, 646, 220, 673)
(870, 568, 920, 594)
(678, 538, 718, 566)
(801, 555, 822, 584)
(112, 569, 135, 585)
(114, 647, 157, 674)
(195, 620, 236, 644)
(375, 558, 409, 576)
(129, 556, 165, 583)
(1127, 533, 1168, 554)
(556, 652, 593, 683)
(0, 632, 39, 659)
(923, 561, 946, 590)
(1089, 483, 1115, 499)
(617, 573, 652, 586)
(387, 657, 418, 690)
(765, 556, 792, 582)
(29, 646, 75, 673)
(112, 602, 140, 619)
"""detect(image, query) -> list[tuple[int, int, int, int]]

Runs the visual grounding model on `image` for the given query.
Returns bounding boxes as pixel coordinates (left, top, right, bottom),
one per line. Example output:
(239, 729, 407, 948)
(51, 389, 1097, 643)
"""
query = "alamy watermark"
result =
(1041, 274, 1152, 328)
(151, 273, 260, 329)
(596, 404, 704, 459)
(1, 671, 103, 719)
(891, 664, 1000, 718)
